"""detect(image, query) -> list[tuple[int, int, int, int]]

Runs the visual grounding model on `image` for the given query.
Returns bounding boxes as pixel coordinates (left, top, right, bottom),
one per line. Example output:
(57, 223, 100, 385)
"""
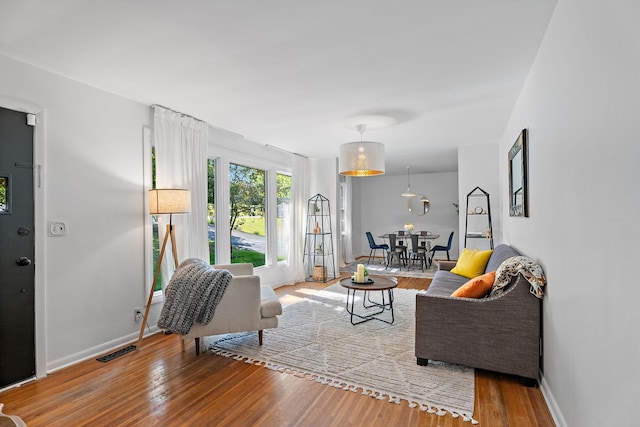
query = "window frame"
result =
(207, 151, 291, 269)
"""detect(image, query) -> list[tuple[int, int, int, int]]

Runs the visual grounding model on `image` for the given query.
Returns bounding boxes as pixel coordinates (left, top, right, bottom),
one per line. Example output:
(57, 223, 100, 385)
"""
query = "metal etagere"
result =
(303, 193, 336, 282)
(464, 186, 494, 250)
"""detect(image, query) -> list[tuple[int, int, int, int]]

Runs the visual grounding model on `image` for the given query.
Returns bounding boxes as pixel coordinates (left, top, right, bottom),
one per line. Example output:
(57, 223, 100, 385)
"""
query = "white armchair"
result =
(181, 263, 282, 355)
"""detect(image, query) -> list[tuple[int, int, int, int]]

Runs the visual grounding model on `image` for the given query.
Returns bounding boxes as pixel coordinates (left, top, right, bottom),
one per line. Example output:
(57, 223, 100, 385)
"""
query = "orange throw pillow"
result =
(451, 271, 496, 298)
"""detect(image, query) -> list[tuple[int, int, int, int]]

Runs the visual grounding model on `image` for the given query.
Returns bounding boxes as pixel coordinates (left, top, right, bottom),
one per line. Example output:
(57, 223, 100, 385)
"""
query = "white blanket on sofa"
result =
(490, 256, 546, 299)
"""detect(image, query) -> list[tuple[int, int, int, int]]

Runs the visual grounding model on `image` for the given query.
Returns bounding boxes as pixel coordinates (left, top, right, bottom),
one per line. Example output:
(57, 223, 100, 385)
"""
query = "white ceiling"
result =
(0, 0, 556, 175)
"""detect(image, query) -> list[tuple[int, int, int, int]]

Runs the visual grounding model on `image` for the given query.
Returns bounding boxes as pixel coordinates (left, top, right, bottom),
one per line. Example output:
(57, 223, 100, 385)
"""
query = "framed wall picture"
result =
(508, 129, 528, 217)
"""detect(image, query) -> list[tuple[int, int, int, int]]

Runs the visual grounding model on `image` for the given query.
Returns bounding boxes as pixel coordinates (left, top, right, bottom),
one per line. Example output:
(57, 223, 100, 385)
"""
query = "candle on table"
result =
(357, 264, 364, 282)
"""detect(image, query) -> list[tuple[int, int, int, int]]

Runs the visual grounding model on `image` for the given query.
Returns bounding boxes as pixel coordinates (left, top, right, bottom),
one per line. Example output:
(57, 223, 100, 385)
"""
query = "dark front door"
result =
(0, 106, 35, 388)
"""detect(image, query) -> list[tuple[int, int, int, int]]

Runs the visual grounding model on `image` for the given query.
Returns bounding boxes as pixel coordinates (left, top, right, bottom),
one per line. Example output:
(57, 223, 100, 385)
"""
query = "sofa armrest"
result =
(183, 274, 262, 338)
(437, 260, 457, 271)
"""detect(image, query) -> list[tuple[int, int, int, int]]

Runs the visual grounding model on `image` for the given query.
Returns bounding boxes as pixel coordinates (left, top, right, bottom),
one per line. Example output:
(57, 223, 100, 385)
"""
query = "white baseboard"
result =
(539, 370, 567, 427)
(46, 327, 161, 373)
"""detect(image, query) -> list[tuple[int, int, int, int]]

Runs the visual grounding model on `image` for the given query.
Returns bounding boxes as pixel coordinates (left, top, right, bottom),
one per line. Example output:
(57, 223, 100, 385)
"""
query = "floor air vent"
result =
(96, 345, 136, 362)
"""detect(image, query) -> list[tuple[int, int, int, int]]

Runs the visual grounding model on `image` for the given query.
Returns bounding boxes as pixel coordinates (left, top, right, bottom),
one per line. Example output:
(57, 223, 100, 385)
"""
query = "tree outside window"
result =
(228, 163, 266, 267)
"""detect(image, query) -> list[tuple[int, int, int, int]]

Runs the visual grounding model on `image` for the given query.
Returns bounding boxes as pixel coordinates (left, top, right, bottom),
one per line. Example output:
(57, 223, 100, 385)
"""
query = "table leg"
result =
(346, 289, 394, 325)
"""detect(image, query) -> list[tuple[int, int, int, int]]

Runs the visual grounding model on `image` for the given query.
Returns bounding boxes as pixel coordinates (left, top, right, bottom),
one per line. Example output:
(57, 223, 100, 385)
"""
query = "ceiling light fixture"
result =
(401, 166, 417, 197)
(338, 124, 385, 177)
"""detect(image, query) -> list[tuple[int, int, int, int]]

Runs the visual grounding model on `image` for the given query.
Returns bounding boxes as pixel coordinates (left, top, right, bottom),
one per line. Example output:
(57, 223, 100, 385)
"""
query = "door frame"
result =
(0, 96, 46, 380)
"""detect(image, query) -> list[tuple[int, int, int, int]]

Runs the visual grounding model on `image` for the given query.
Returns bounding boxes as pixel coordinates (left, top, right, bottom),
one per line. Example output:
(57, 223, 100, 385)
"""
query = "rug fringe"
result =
(211, 347, 478, 423)
(210, 312, 476, 424)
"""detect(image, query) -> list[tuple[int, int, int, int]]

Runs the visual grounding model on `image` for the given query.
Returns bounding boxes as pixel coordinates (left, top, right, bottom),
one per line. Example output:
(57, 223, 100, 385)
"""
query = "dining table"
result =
(378, 232, 440, 269)
(379, 232, 440, 246)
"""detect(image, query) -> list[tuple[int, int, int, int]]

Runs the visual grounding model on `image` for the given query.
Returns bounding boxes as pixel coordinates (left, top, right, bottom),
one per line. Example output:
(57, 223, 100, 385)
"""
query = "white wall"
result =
(352, 171, 459, 259)
(0, 54, 151, 371)
(498, 1, 640, 425)
(458, 143, 500, 251)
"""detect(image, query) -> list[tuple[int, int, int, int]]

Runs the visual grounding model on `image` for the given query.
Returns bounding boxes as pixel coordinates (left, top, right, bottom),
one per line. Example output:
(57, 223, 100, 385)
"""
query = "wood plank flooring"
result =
(0, 275, 555, 426)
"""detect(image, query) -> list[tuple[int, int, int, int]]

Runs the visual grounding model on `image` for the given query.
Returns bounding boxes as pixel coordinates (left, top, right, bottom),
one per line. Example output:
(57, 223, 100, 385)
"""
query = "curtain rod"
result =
(265, 144, 308, 158)
(152, 104, 243, 138)
(152, 104, 206, 124)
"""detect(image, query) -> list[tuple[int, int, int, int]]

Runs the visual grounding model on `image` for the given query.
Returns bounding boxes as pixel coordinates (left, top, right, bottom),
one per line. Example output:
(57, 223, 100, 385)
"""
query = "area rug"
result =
(209, 283, 476, 423)
(341, 259, 438, 279)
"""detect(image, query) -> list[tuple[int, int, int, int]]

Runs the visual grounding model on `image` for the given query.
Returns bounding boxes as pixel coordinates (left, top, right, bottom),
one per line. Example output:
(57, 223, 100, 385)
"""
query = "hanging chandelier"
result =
(338, 124, 385, 176)
(401, 165, 416, 197)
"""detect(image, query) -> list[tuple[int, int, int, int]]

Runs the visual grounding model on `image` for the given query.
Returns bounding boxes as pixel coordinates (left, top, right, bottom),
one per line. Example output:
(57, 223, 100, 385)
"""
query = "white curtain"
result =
(284, 154, 310, 285)
(153, 106, 209, 286)
(342, 176, 355, 265)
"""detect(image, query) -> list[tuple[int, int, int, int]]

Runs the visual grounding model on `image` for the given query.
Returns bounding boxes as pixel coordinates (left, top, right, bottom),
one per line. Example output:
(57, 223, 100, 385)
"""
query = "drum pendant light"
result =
(339, 124, 385, 176)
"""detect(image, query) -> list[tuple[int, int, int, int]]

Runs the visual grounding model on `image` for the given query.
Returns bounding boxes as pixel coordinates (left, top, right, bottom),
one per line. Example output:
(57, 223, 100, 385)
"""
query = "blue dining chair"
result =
(366, 232, 389, 264)
(430, 231, 454, 264)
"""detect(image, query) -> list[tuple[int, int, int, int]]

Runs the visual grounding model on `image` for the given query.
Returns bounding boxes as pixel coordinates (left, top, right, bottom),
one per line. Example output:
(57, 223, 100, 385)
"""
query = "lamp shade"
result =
(338, 141, 385, 176)
(148, 189, 191, 214)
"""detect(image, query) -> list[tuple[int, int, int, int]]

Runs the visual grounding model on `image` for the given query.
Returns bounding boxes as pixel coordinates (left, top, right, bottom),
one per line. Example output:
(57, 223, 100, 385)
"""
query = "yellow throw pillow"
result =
(451, 271, 496, 298)
(450, 248, 494, 279)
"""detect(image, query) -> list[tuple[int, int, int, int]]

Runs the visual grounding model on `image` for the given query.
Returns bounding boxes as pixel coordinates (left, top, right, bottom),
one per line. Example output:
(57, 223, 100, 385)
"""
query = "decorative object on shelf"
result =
(304, 194, 336, 282)
(401, 165, 417, 197)
(464, 186, 493, 250)
(404, 223, 414, 233)
(138, 188, 191, 350)
(339, 124, 385, 176)
(313, 265, 328, 281)
(508, 128, 528, 217)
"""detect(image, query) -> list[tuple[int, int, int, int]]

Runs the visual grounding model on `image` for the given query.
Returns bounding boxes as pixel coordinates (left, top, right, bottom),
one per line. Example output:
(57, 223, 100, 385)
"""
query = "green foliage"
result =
(0, 177, 6, 208)
(229, 163, 265, 231)
(237, 217, 265, 236)
(276, 173, 291, 204)
(209, 240, 265, 268)
(152, 224, 162, 291)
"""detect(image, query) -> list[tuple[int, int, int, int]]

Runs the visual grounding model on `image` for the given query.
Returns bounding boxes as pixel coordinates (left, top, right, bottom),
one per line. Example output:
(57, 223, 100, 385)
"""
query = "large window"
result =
(207, 159, 216, 264)
(276, 173, 291, 262)
(229, 163, 266, 267)
(151, 147, 162, 291)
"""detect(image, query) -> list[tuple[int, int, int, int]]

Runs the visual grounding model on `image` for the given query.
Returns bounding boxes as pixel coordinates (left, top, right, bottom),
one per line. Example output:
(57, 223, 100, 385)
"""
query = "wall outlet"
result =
(134, 308, 144, 322)
(48, 221, 67, 237)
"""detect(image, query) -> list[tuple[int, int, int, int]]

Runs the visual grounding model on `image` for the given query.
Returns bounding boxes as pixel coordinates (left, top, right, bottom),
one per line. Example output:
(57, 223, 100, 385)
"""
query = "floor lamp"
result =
(137, 188, 191, 350)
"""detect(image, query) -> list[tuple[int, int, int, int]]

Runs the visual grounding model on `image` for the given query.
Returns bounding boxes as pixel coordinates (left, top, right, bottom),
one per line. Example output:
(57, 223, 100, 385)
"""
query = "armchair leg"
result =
(195, 337, 200, 356)
(417, 357, 429, 366)
(259, 330, 263, 345)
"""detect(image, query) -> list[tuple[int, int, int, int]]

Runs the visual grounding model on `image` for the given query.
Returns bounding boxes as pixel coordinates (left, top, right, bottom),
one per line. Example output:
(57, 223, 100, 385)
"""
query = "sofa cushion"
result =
(260, 285, 283, 318)
(425, 270, 469, 297)
(485, 244, 520, 273)
(451, 271, 496, 298)
(450, 248, 493, 278)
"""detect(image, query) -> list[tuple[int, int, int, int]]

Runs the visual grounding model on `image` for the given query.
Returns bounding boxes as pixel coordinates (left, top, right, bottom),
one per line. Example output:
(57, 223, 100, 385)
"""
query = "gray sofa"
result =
(415, 244, 541, 385)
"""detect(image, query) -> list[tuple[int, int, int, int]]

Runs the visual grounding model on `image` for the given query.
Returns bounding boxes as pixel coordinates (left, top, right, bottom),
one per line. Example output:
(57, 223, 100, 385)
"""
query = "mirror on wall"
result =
(408, 194, 430, 216)
(508, 129, 528, 217)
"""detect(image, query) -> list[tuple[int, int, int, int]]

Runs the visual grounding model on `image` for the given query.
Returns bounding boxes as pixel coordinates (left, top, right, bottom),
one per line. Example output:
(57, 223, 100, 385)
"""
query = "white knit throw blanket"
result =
(157, 258, 232, 335)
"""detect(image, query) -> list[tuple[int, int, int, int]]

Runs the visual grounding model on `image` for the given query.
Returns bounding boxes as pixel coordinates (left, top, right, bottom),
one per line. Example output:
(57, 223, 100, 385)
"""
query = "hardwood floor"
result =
(0, 275, 555, 426)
